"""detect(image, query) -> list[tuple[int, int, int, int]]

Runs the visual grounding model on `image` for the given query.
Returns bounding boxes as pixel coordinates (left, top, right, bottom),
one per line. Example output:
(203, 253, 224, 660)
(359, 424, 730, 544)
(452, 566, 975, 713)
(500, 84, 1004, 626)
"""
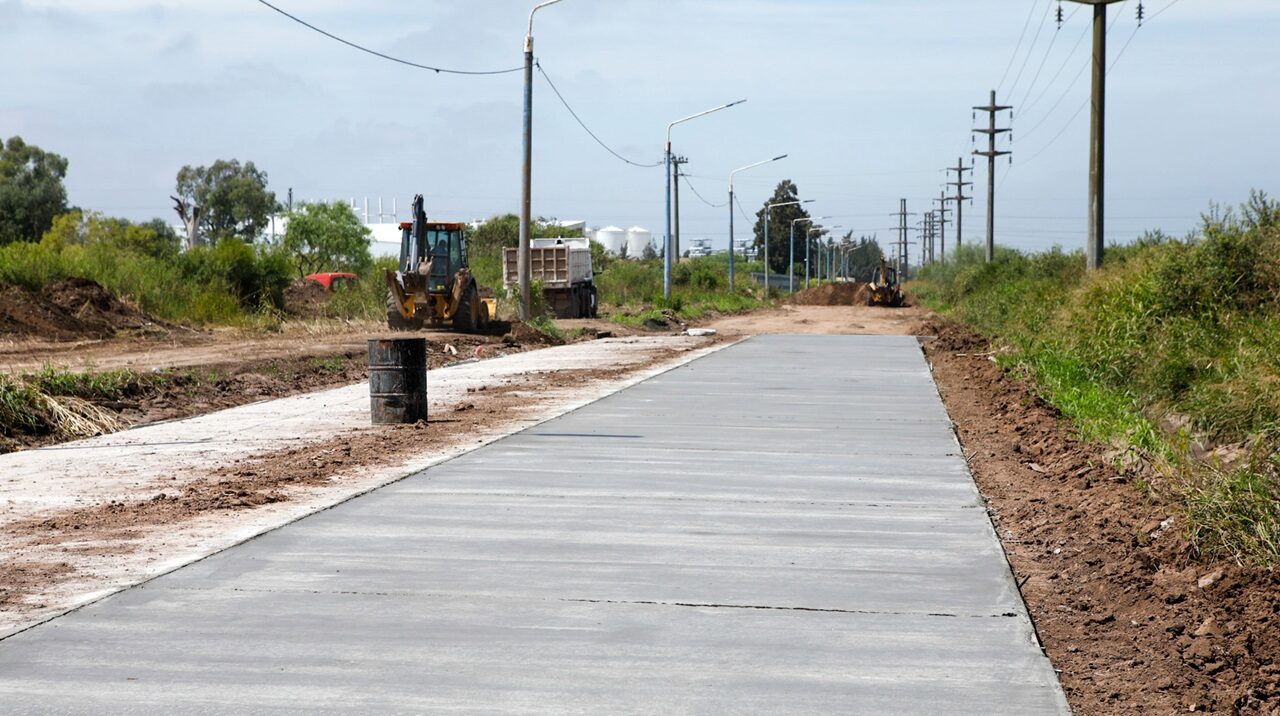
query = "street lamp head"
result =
(772, 154, 788, 162)
(668, 100, 747, 142)
(526, 0, 567, 47)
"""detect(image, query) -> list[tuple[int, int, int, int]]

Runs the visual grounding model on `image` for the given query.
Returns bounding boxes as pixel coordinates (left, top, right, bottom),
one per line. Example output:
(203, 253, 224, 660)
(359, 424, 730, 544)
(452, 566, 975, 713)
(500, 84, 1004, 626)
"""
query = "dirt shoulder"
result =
(923, 320, 1279, 715)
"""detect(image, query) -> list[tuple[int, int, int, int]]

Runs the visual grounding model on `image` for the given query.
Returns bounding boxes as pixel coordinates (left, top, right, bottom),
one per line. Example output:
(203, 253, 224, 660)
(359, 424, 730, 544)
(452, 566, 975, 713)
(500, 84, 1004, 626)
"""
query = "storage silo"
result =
(625, 226, 652, 259)
(595, 226, 627, 256)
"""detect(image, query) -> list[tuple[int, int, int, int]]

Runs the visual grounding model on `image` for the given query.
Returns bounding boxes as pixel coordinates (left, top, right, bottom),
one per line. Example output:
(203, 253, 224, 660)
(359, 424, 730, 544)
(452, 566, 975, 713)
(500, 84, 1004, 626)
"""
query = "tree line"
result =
(0, 136, 372, 280)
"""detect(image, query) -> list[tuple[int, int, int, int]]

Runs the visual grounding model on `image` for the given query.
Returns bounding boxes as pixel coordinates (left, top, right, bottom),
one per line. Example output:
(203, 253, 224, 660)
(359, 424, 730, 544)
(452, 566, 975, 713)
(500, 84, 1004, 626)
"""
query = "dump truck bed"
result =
(503, 241, 593, 289)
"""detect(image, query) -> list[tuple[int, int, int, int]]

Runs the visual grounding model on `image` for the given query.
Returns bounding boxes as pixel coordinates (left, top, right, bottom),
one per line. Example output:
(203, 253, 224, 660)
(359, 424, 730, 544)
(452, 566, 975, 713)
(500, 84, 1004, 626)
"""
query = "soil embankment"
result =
(0, 278, 168, 341)
(788, 281, 869, 306)
(924, 319, 1280, 715)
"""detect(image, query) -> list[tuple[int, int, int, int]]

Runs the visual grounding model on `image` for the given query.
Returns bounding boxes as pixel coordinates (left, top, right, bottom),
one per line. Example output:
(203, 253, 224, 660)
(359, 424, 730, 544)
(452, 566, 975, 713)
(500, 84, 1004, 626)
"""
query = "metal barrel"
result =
(368, 338, 428, 424)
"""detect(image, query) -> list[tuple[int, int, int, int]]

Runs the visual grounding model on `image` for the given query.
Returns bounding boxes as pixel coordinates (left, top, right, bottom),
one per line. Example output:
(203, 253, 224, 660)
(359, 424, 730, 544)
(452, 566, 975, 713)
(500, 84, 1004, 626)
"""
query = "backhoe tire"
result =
(387, 292, 423, 331)
(453, 284, 478, 333)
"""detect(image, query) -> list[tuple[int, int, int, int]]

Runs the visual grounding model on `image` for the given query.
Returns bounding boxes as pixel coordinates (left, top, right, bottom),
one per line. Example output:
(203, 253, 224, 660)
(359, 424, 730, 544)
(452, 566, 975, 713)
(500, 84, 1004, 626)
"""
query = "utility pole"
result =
(520, 0, 566, 320)
(1066, 0, 1125, 269)
(922, 212, 934, 266)
(672, 156, 688, 260)
(892, 200, 913, 279)
(933, 190, 952, 262)
(973, 90, 1012, 263)
(945, 157, 972, 249)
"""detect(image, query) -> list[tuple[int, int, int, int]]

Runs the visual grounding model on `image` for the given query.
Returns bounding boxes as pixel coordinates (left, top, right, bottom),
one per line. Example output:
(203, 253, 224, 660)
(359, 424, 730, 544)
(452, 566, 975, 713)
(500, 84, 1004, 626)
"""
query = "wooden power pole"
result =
(973, 90, 1012, 263)
(1065, 0, 1126, 270)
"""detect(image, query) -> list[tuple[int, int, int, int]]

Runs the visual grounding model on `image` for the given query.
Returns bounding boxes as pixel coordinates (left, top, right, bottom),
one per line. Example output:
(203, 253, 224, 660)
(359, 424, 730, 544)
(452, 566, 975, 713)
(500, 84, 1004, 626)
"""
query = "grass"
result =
(596, 254, 770, 325)
(0, 369, 141, 450)
(913, 191, 1280, 564)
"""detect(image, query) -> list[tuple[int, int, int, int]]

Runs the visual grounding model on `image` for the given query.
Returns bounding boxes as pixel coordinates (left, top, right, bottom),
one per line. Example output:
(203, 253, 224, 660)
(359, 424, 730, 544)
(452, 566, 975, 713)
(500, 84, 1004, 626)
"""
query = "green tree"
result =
(751, 179, 811, 273)
(281, 201, 372, 278)
(842, 234, 885, 282)
(173, 159, 275, 245)
(469, 214, 582, 257)
(40, 210, 181, 260)
(0, 136, 69, 245)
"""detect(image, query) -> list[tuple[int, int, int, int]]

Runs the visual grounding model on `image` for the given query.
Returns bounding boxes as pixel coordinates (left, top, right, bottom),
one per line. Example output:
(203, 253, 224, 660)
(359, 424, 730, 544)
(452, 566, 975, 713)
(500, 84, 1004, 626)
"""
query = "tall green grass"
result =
(596, 254, 769, 323)
(914, 192, 1280, 564)
(0, 239, 286, 325)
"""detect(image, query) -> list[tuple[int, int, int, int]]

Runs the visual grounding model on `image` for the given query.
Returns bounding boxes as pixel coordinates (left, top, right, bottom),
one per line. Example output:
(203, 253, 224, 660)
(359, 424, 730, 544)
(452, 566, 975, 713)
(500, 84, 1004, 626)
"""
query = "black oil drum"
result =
(368, 338, 427, 424)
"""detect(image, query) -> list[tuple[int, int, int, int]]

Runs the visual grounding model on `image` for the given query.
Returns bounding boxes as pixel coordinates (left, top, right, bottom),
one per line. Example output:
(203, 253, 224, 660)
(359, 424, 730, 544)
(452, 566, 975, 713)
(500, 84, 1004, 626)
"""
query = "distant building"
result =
(686, 238, 713, 258)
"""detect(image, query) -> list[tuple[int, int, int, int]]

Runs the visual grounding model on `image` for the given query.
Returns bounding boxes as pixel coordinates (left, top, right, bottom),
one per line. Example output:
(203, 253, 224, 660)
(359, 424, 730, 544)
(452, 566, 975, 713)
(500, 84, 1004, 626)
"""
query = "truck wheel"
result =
(587, 286, 598, 318)
(387, 292, 423, 330)
(453, 284, 478, 333)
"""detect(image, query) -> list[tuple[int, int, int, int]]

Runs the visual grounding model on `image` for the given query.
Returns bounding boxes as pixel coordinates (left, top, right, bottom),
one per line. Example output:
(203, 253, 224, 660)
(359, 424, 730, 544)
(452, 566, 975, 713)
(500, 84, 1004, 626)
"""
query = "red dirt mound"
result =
(0, 278, 160, 341)
(789, 282, 869, 306)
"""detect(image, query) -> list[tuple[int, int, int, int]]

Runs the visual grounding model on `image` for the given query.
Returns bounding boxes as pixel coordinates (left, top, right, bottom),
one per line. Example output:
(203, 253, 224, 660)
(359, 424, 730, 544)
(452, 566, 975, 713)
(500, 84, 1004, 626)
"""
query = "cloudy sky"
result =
(3, 0, 1277, 253)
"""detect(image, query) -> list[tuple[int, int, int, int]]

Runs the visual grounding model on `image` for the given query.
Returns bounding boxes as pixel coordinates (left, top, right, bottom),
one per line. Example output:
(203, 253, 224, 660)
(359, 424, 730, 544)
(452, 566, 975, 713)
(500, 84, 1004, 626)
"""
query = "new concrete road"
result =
(0, 335, 1069, 714)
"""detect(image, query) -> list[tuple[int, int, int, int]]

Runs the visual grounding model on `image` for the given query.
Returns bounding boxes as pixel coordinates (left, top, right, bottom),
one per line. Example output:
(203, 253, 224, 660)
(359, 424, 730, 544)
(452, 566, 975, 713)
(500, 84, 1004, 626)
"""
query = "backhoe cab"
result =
(866, 257, 905, 308)
(385, 194, 494, 332)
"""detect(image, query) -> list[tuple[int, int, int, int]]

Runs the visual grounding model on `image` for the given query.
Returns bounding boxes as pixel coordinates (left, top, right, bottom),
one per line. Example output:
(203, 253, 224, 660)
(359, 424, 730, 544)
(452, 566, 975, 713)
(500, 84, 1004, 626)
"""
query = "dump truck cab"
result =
(385, 194, 494, 333)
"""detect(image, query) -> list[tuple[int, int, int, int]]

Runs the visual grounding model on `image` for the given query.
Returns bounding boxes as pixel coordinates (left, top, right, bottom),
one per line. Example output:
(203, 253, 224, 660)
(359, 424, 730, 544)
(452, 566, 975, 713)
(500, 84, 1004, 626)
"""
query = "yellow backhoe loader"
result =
(385, 194, 496, 332)
(867, 258, 905, 307)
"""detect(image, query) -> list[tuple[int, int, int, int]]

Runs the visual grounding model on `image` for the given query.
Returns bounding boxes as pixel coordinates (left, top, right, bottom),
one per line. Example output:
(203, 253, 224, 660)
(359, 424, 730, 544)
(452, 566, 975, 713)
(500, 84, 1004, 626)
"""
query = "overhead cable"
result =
(681, 173, 729, 208)
(1006, 0, 1058, 100)
(536, 61, 662, 168)
(997, 0, 1045, 94)
(1009, 16, 1144, 171)
(255, 0, 522, 75)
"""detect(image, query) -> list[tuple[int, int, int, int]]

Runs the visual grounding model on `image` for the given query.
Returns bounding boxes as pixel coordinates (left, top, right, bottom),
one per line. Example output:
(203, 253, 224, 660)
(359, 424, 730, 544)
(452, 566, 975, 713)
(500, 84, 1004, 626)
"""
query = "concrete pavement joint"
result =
(561, 598, 1021, 619)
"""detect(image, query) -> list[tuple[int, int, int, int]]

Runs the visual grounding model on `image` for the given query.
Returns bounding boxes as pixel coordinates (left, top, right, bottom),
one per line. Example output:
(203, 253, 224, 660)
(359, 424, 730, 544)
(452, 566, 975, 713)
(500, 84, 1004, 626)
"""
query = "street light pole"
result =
(762, 199, 813, 297)
(728, 154, 786, 290)
(664, 99, 746, 300)
(789, 216, 825, 293)
(807, 226, 840, 286)
(519, 0, 566, 321)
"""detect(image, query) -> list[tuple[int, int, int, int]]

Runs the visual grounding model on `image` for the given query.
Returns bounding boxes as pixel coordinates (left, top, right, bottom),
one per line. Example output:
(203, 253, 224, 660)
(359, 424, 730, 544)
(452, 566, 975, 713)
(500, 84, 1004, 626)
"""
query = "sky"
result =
(3, 0, 1278, 256)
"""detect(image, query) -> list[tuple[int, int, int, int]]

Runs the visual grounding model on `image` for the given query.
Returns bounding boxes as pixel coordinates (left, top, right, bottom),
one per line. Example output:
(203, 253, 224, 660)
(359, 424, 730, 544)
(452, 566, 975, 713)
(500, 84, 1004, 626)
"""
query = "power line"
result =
(1006, 0, 1057, 100)
(535, 62, 661, 168)
(997, 0, 1044, 93)
(255, 0, 522, 75)
(1149, 0, 1185, 21)
(1015, 18, 1142, 168)
(1017, 5, 1125, 143)
(681, 173, 729, 208)
(1021, 13, 1091, 116)
(733, 193, 753, 224)
(1015, 3, 1082, 112)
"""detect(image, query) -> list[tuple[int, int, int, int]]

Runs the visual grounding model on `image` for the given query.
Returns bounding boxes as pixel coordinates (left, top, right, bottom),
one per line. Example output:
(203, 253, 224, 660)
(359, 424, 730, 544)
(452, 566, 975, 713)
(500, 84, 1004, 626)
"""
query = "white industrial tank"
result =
(625, 226, 652, 258)
(595, 226, 627, 256)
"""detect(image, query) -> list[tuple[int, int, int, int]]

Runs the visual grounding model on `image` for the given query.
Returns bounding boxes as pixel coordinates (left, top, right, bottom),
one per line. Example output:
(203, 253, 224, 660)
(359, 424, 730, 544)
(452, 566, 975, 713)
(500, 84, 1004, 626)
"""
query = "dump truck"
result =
(385, 195, 495, 332)
(867, 257, 905, 307)
(503, 239, 598, 318)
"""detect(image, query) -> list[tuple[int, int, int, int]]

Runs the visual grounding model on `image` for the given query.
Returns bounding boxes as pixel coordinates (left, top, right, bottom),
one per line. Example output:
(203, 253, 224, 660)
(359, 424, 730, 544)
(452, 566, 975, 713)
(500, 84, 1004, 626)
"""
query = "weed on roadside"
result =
(915, 190, 1280, 564)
